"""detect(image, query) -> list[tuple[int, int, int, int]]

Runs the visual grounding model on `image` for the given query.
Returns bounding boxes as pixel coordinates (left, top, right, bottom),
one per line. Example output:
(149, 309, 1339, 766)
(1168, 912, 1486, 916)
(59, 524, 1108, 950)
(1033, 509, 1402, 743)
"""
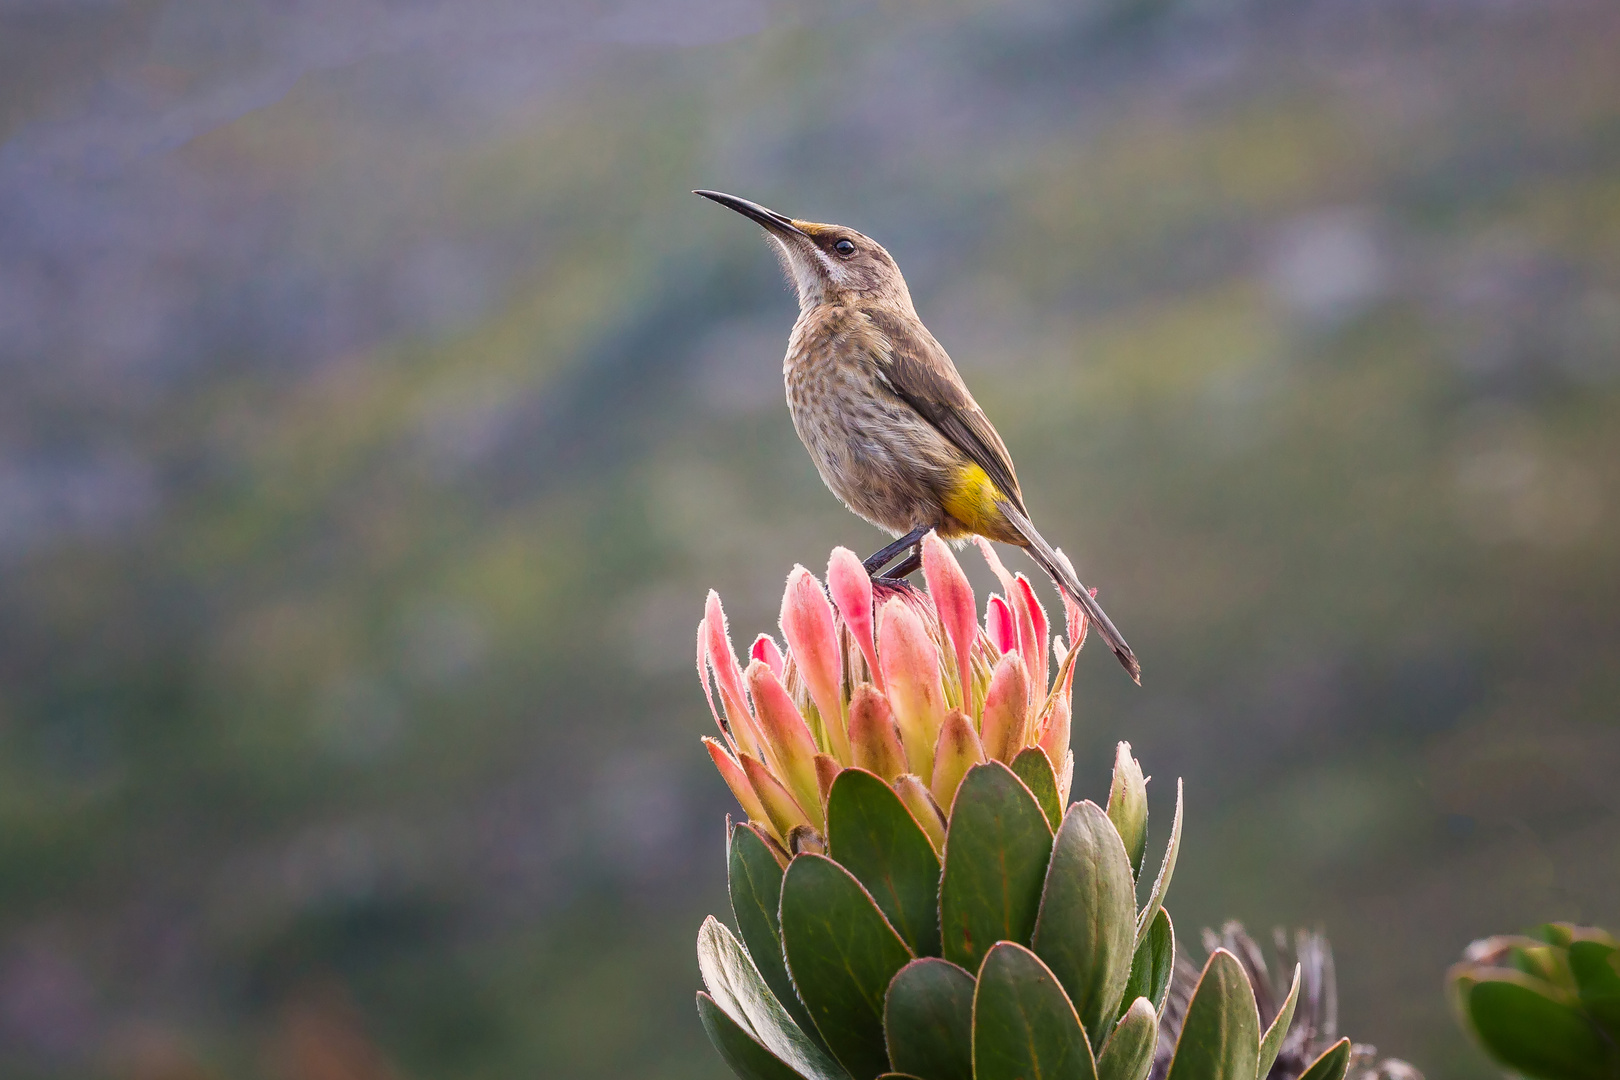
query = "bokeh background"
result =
(1, 1, 1617, 1078)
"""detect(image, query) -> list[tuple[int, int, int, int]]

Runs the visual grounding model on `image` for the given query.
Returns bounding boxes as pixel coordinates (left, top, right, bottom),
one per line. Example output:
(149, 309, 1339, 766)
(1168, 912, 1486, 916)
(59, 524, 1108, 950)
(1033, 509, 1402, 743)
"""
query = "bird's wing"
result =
(862, 306, 1026, 512)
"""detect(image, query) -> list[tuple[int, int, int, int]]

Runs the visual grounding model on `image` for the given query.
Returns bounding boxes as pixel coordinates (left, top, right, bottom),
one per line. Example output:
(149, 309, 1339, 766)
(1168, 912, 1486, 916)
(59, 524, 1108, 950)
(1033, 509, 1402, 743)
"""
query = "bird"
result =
(695, 190, 1140, 683)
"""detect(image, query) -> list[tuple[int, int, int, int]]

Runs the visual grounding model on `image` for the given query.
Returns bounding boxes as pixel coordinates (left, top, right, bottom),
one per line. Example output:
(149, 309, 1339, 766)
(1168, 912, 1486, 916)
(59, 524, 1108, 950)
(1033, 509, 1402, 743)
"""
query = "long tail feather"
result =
(995, 500, 1141, 684)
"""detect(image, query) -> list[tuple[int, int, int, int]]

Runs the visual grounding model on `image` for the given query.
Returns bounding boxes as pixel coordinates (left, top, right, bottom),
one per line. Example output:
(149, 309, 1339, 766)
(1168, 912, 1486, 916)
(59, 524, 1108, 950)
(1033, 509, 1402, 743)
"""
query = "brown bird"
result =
(695, 190, 1140, 683)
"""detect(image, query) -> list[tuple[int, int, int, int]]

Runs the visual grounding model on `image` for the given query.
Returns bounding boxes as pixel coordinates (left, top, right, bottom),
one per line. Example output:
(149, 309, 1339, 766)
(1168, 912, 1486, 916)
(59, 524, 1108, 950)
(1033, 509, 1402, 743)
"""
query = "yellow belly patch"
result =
(939, 463, 1016, 541)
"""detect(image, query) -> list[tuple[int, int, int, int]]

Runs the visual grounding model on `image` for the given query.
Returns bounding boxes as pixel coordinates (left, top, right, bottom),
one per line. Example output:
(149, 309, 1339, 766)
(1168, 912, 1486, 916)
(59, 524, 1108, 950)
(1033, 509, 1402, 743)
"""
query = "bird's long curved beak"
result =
(693, 190, 809, 238)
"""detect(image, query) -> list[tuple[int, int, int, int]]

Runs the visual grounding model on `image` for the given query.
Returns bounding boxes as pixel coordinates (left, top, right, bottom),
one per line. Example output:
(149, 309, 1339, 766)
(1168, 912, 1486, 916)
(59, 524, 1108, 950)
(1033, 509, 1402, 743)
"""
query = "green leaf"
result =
(1466, 974, 1617, 1080)
(699, 991, 812, 1080)
(1164, 949, 1261, 1080)
(1569, 939, 1620, 1039)
(1097, 996, 1157, 1080)
(973, 941, 1099, 1080)
(1136, 779, 1182, 949)
(698, 917, 850, 1080)
(1296, 1038, 1351, 1080)
(780, 853, 915, 1080)
(1257, 963, 1300, 1080)
(940, 761, 1054, 971)
(731, 824, 826, 1048)
(1119, 906, 1175, 1022)
(1032, 800, 1138, 1045)
(884, 958, 975, 1080)
(1011, 747, 1062, 830)
(877, 1075, 927, 1079)
(826, 768, 943, 958)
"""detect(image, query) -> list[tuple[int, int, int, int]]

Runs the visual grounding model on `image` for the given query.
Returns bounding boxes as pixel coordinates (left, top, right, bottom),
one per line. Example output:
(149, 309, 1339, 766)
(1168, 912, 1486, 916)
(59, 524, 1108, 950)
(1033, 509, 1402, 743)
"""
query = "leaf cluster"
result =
(699, 757, 1354, 1080)
(1449, 923, 1620, 1080)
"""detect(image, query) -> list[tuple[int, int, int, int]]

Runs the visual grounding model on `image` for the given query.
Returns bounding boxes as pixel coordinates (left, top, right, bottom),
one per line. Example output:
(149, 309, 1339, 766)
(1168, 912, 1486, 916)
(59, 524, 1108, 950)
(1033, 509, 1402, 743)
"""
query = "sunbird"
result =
(695, 190, 1140, 683)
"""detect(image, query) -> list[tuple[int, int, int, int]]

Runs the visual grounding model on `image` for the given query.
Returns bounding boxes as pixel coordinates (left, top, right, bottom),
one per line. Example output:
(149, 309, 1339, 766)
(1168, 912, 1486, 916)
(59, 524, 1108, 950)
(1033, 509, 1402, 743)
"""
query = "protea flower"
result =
(1155, 923, 1423, 1080)
(1448, 922, 1620, 1080)
(697, 534, 1085, 856)
(692, 537, 1369, 1080)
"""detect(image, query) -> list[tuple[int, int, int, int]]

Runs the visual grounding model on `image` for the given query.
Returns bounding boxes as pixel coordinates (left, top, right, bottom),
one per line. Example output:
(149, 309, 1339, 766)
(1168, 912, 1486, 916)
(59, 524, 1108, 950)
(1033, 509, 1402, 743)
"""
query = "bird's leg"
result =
(876, 550, 922, 583)
(862, 526, 929, 579)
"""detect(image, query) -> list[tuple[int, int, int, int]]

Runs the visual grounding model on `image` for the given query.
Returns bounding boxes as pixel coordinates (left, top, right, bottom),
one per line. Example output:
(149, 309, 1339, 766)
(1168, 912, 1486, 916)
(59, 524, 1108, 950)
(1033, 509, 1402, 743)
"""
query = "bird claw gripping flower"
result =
(693, 539, 1372, 1080)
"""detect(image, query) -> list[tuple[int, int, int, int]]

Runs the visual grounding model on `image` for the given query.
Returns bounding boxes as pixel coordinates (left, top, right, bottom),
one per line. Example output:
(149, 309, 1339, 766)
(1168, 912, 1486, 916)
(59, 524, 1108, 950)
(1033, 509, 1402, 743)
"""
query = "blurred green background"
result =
(1, 2, 1616, 1078)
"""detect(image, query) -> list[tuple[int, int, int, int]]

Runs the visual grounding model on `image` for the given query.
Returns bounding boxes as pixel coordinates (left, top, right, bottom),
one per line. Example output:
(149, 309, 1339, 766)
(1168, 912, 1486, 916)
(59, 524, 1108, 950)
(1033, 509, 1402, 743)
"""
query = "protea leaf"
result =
(696, 917, 849, 1080)
(1120, 907, 1175, 1021)
(1450, 922, 1620, 1080)
(780, 854, 914, 1079)
(884, 958, 975, 1080)
(1296, 1038, 1352, 1080)
(1136, 778, 1182, 948)
(699, 992, 818, 1080)
(1011, 745, 1062, 830)
(973, 942, 1098, 1080)
(1032, 800, 1138, 1045)
(1568, 938, 1620, 1039)
(939, 761, 1053, 973)
(825, 768, 942, 958)
(728, 823, 824, 1049)
(1257, 963, 1302, 1080)
(1163, 949, 1260, 1080)
(1462, 974, 1615, 1080)
(1096, 996, 1157, 1080)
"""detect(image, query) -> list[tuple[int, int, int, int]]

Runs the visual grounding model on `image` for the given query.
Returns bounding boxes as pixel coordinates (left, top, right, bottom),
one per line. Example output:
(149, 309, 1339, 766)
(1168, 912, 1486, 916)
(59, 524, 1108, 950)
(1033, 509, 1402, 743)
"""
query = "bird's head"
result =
(695, 190, 914, 313)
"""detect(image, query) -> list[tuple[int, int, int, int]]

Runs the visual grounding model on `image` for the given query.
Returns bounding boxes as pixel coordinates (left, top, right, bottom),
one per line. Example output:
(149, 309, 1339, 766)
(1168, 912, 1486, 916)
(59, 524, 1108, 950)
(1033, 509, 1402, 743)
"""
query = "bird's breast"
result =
(780, 306, 965, 535)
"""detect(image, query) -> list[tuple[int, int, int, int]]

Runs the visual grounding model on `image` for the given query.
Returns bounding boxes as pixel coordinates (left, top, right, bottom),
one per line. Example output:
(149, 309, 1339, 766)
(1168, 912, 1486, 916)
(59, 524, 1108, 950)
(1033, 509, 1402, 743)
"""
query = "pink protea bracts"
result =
(698, 532, 1091, 854)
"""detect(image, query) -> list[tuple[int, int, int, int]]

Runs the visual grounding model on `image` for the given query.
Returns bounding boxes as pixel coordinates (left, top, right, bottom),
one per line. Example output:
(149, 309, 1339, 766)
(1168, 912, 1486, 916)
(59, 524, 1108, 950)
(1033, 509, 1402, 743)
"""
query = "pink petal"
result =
(1014, 574, 1050, 703)
(1051, 547, 1088, 651)
(747, 660, 826, 831)
(814, 754, 842, 806)
(985, 594, 1016, 655)
(780, 566, 850, 761)
(751, 633, 787, 679)
(705, 592, 759, 756)
(979, 653, 1030, 763)
(697, 618, 729, 748)
(922, 532, 976, 713)
(741, 752, 815, 841)
(930, 709, 985, 814)
(847, 683, 908, 781)
(1038, 693, 1071, 765)
(704, 737, 774, 841)
(828, 547, 883, 692)
(892, 774, 947, 854)
(878, 598, 947, 785)
(974, 539, 1031, 658)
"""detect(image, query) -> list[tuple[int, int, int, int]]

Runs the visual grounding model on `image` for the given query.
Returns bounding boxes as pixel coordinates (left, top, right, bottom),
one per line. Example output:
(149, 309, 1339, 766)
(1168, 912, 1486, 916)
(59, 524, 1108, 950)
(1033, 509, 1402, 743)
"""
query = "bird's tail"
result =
(995, 499, 1141, 685)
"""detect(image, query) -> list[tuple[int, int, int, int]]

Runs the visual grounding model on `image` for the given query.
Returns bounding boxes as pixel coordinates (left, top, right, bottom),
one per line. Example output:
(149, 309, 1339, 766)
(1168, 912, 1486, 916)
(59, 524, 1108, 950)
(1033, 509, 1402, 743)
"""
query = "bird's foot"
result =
(872, 551, 922, 585)
(862, 526, 929, 578)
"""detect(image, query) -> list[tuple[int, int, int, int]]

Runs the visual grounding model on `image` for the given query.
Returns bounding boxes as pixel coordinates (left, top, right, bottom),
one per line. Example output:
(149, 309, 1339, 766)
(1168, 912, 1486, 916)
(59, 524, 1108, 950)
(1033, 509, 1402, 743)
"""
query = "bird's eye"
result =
(834, 239, 856, 256)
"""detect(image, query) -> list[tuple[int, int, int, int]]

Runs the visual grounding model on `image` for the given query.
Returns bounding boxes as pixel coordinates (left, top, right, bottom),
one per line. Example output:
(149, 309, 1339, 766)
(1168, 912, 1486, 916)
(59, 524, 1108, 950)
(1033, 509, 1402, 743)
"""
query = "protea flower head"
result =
(691, 541, 1381, 1080)
(698, 533, 1086, 855)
